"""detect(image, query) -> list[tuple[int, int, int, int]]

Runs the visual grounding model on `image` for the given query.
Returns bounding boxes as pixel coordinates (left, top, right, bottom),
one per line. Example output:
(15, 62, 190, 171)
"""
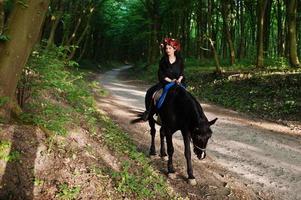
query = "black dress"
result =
(145, 55, 185, 111)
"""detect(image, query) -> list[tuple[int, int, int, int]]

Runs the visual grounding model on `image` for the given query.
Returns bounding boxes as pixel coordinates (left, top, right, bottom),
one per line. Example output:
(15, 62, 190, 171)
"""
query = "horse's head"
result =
(192, 118, 217, 160)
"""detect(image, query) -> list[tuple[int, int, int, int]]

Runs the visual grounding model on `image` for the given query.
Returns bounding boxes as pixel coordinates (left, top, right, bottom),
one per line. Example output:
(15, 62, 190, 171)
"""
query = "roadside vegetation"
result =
(127, 59, 301, 123)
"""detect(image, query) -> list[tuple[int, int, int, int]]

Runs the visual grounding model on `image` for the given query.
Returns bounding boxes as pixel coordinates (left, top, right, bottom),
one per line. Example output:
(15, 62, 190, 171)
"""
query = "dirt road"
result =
(98, 66, 301, 200)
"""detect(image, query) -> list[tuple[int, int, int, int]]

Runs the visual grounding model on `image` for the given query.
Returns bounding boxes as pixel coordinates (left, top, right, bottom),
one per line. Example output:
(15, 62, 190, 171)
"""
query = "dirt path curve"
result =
(97, 66, 301, 200)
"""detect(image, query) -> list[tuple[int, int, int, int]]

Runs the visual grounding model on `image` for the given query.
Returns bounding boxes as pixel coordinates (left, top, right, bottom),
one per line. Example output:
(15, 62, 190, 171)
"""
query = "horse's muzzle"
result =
(197, 151, 206, 160)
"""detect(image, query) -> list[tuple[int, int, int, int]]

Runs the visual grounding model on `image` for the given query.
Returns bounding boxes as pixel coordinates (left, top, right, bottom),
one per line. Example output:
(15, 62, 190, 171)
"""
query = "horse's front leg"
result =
(149, 118, 156, 156)
(166, 133, 175, 177)
(159, 127, 167, 159)
(182, 131, 196, 185)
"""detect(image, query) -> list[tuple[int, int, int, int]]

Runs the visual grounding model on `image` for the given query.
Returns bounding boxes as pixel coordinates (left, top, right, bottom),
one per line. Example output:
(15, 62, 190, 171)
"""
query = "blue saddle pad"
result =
(156, 82, 186, 109)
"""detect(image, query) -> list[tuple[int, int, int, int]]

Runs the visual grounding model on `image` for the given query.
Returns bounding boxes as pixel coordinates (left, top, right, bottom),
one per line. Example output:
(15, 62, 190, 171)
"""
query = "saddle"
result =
(153, 82, 186, 109)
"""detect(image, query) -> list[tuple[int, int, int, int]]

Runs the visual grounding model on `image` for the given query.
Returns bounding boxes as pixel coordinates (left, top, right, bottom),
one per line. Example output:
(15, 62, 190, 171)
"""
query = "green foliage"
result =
(20, 102, 71, 136)
(0, 96, 9, 107)
(0, 34, 10, 42)
(17, 0, 28, 8)
(189, 72, 301, 120)
(57, 183, 81, 200)
(34, 178, 44, 186)
(112, 161, 165, 199)
(18, 46, 103, 136)
(0, 140, 21, 162)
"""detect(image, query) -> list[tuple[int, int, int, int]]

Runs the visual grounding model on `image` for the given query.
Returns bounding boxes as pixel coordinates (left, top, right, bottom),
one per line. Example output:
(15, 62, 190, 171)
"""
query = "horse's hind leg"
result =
(149, 118, 156, 156)
(159, 127, 167, 159)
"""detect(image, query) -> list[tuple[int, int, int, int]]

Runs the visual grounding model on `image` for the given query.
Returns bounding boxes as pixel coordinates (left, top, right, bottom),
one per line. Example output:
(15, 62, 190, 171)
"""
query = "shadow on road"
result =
(0, 126, 38, 200)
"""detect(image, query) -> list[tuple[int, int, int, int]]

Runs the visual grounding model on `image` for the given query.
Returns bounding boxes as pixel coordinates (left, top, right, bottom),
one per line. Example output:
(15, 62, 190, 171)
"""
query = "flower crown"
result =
(161, 38, 181, 51)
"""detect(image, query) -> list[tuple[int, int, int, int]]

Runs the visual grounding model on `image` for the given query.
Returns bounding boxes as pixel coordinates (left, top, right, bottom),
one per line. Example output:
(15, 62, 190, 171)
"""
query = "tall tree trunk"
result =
(0, 0, 4, 33)
(263, 0, 272, 56)
(208, 37, 222, 74)
(207, 0, 212, 58)
(65, 17, 82, 46)
(0, 0, 5, 53)
(68, 24, 90, 60)
(146, 0, 160, 65)
(46, 2, 64, 48)
(277, 0, 285, 56)
(0, 0, 50, 120)
(221, 0, 235, 65)
(256, 0, 268, 68)
(238, 0, 245, 59)
(298, 2, 301, 58)
(245, 0, 256, 58)
(286, 0, 300, 67)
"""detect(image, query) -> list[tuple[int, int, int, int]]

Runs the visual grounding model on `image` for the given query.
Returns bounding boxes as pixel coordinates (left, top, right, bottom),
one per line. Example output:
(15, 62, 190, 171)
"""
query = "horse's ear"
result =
(209, 118, 218, 126)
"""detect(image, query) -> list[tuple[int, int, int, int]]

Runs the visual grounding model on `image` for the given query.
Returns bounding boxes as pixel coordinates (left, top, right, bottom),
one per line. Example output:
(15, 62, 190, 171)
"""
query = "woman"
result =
(142, 38, 185, 121)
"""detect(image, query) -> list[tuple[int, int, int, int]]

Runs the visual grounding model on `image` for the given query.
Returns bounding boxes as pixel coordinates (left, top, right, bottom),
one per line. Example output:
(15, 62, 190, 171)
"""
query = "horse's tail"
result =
(130, 111, 162, 126)
(130, 111, 145, 124)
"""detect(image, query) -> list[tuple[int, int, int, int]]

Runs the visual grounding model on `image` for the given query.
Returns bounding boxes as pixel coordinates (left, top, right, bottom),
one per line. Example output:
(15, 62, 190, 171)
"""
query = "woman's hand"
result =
(176, 76, 183, 84)
(164, 77, 176, 83)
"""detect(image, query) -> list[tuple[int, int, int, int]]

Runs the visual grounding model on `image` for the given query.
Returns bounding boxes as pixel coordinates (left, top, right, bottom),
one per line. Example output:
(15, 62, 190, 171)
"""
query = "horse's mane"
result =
(173, 85, 208, 124)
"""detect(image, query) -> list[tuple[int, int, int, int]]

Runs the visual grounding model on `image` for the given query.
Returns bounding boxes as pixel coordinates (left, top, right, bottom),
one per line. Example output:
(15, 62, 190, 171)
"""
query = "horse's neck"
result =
(187, 93, 207, 124)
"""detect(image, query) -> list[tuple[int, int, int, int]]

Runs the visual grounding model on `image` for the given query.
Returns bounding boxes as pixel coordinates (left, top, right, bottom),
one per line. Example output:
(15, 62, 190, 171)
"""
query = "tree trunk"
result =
(208, 37, 222, 74)
(46, 2, 64, 48)
(146, 0, 160, 65)
(286, 0, 300, 67)
(256, 0, 268, 68)
(277, 0, 285, 56)
(0, 0, 50, 120)
(68, 24, 90, 60)
(238, 0, 245, 60)
(0, 0, 4, 33)
(263, 0, 272, 56)
(0, 0, 5, 54)
(221, 0, 235, 65)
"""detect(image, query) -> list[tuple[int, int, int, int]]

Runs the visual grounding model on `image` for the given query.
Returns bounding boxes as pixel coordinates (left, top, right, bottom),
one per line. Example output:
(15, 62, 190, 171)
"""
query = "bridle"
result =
(191, 138, 206, 151)
(193, 144, 206, 151)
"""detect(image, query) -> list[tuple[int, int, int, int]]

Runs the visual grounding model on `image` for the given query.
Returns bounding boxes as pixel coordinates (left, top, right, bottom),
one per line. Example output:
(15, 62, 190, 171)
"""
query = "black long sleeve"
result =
(157, 56, 184, 85)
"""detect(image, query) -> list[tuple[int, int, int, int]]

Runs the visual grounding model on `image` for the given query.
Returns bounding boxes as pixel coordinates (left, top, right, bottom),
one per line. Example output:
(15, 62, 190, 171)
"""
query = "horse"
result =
(132, 84, 217, 185)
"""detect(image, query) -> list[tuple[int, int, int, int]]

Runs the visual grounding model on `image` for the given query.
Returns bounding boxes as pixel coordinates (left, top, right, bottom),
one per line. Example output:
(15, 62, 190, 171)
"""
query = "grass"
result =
(99, 115, 171, 199)
(57, 183, 81, 200)
(0, 140, 21, 162)
(128, 57, 301, 121)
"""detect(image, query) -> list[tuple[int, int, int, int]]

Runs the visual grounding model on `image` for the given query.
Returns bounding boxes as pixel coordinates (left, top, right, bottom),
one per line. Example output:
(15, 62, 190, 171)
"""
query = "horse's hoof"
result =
(161, 156, 168, 161)
(168, 173, 176, 179)
(150, 155, 157, 160)
(188, 178, 197, 186)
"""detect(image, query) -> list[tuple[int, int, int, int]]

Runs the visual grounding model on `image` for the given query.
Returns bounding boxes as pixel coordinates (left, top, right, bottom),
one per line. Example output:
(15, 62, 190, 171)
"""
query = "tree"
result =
(286, 0, 300, 67)
(0, 0, 50, 120)
(256, 0, 268, 68)
(221, 0, 235, 65)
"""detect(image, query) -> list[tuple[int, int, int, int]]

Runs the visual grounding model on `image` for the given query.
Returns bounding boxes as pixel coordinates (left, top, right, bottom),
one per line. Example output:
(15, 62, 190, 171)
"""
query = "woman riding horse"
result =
(142, 38, 186, 121)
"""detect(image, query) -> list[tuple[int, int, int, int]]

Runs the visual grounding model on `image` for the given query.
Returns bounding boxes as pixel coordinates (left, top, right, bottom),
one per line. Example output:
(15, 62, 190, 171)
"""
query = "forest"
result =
(0, 0, 300, 120)
(0, 0, 300, 199)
